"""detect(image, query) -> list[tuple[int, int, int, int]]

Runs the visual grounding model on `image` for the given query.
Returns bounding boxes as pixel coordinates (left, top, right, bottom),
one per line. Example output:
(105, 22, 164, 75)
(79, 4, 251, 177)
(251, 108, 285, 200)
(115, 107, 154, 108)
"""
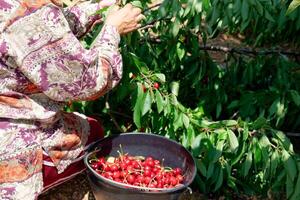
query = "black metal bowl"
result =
(84, 132, 196, 200)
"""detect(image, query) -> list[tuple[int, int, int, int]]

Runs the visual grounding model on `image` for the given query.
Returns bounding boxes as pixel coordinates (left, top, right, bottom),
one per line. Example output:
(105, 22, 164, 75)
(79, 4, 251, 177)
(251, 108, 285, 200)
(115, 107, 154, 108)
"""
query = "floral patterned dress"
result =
(0, 0, 122, 199)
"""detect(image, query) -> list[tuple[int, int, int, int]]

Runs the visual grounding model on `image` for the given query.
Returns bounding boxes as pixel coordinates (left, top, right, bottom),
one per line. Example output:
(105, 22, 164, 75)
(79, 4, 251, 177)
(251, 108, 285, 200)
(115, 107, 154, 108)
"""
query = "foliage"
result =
(67, 0, 300, 198)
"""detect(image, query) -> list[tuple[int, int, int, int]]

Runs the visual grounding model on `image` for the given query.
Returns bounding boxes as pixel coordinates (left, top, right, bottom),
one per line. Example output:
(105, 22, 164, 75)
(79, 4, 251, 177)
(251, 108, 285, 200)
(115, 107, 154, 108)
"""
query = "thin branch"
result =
(105, 94, 124, 133)
(139, 16, 172, 30)
(198, 45, 300, 56)
(142, 3, 162, 14)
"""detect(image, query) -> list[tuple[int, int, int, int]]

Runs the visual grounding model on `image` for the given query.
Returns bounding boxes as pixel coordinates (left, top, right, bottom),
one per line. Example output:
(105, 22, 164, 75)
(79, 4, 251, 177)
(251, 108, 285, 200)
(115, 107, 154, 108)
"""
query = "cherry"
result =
(89, 152, 184, 189)
(153, 82, 160, 89)
(110, 165, 119, 172)
(154, 160, 160, 165)
(136, 175, 144, 183)
(113, 171, 120, 179)
(174, 168, 182, 175)
(176, 175, 184, 182)
(91, 162, 101, 169)
(142, 85, 147, 93)
(127, 165, 134, 172)
(146, 160, 155, 167)
(170, 176, 177, 186)
(120, 163, 127, 169)
(146, 157, 154, 161)
(127, 175, 135, 184)
(144, 166, 152, 171)
(144, 170, 151, 177)
(144, 176, 151, 184)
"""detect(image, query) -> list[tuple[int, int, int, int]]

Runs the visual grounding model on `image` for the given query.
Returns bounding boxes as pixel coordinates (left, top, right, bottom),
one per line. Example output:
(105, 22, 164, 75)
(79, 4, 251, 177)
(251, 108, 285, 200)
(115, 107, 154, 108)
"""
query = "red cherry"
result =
(154, 160, 160, 165)
(144, 170, 151, 177)
(127, 165, 134, 172)
(146, 160, 155, 167)
(170, 177, 177, 186)
(114, 178, 122, 183)
(113, 171, 120, 179)
(153, 82, 160, 89)
(124, 159, 132, 165)
(146, 157, 154, 161)
(144, 166, 152, 171)
(174, 168, 182, 175)
(156, 173, 162, 180)
(132, 161, 140, 169)
(120, 163, 127, 169)
(91, 162, 101, 169)
(121, 171, 127, 178)
(136, 175, 144, 183)
(152, 167, 160, 173)
(157, 182, 163, 188)
(142, 85, 147, 93)
(127, 175, 135, 184)
(110, 165, 119, 172)
(176, 175, 184, 183)
(144, 177, 151, 184)
(103, 165, 111, 171)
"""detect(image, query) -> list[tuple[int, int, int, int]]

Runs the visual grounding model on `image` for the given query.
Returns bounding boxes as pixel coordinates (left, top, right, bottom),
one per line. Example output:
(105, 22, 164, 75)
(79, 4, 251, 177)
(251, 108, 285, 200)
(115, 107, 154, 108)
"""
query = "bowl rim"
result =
(84, 132, 197, 194)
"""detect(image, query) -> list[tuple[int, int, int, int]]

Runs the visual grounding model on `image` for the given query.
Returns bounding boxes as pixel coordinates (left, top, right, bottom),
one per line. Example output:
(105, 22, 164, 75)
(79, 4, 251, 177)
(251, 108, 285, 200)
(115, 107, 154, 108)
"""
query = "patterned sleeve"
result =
(63, 1, 102, 37)
(3, 4, 122, 102)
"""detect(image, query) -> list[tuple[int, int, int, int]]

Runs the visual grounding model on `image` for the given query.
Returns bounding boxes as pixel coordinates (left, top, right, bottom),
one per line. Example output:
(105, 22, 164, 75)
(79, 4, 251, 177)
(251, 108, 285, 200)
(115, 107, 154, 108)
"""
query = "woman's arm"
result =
(3, 3, 140, 102)
(63, 0, 109, 37)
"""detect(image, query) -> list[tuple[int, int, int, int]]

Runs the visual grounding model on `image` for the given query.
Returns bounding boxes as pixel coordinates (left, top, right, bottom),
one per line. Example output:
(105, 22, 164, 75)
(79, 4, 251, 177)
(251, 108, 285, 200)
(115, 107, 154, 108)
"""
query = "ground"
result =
(38, 173, 204, 200)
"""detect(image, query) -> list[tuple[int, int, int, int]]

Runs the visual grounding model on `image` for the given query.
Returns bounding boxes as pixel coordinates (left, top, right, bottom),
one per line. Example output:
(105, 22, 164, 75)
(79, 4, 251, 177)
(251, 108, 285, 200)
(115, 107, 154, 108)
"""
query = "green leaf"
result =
(265, 10, 275, 22)
(282, 150, 297, 182)
(274, 130, 293, 152)
(154, 73, 166, 83)
(141, 90, 152, 116)
(173, 112, 183, 131)
(231, 140, 246, 166)
(270, 151, 279, 177)
(222, 120, 238, 127)
(183, 114, 190, 129)
(259, 135, 271, 148)
(227, 130, 239, 152)
(155, 91, 164, 113)
(206, 162, 215, 180)
(133, 84, 144, 128)
(287, 0, 300, 15)
(172, 19, 180, 37)
(241, 0, 249, 21)
(187, 126, 196, 147)
(290, 162, 300, 200)
(213, 166, 223, 192)
(290, 90, 300, 106)
(203, 0, 211, 11)
(176, 43, 185, 61)
(197, 159, 207, 177)
(251, 117, 267, 129)
(242, 151, 253, 177)
(286, 175, 294, 199)
(213, 140, 224, 163)
(130, 1, 142, 9)
(170, 81, 180, 96)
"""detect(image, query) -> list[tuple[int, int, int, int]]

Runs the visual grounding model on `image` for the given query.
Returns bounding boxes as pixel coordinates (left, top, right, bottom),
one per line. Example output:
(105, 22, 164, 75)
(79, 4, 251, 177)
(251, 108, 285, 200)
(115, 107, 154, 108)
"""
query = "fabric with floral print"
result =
(0, 0, 122, 199)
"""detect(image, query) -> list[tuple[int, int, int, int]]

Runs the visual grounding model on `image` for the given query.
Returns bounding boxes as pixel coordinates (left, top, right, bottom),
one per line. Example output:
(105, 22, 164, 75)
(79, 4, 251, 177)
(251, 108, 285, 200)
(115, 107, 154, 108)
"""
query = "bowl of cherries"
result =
(84, 133, 196, 200)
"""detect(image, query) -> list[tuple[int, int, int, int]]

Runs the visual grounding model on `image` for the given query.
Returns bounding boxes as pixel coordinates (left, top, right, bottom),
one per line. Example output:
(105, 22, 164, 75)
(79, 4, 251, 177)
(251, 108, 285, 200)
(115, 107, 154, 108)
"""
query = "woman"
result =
(0, 0, 143, 198)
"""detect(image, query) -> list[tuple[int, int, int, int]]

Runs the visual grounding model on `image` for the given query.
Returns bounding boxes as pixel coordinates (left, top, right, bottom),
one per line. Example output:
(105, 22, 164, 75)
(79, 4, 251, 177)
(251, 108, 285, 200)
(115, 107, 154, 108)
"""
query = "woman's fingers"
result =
(132, 7, 142, 15)
(136, 14, 145, 22)
(105, 3, 145, 35)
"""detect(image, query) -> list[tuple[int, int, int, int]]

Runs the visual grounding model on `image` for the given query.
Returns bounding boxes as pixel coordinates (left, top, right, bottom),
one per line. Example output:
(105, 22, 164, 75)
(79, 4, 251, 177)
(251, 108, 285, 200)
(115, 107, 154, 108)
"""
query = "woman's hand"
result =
(105, 4, 144, 35)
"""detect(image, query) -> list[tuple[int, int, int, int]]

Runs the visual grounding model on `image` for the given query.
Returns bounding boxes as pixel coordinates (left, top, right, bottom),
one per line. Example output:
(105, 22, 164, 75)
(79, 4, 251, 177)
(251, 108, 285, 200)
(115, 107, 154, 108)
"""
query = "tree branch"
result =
(198, 45, 300, 56)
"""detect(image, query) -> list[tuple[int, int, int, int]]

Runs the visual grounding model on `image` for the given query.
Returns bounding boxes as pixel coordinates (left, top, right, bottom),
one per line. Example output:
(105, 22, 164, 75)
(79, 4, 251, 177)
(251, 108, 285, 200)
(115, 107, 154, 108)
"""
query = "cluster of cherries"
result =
(89, 153, 184, 189)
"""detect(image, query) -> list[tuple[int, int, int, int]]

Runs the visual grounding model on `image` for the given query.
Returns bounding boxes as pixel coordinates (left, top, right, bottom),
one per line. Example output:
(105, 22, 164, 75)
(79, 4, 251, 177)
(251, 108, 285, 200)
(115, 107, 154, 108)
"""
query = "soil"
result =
(38, 172, 205, 200)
